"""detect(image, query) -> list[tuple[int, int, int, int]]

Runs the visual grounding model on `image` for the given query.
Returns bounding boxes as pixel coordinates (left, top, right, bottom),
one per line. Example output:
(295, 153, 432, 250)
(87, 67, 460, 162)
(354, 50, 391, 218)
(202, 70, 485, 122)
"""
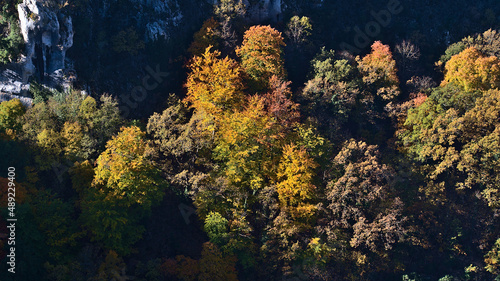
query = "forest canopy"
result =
(1, 0, 500, 280)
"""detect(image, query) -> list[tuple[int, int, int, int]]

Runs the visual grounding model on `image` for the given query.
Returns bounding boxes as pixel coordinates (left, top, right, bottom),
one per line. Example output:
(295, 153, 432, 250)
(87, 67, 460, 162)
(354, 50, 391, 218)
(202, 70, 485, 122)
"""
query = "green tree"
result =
(485, 238, 500, 278)
(111, 27, 145, 55)
(204, 211, 229, 246)
(30, 190, 83, 262)
(19, 91, 122, 163)
(79, 94, 123, 159)
(0, 8, 23, 65)
(80, 188, 145, 256)
(301, 48, 361, 125)
(399, 87, 500, 204)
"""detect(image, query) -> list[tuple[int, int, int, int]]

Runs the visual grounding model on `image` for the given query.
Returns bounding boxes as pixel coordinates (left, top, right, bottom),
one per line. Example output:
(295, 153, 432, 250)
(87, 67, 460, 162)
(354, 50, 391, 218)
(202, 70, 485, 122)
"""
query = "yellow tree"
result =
(0, 98, 25, 137)
(61, 121, 83, 159)
(93, 126, 166, 208)
(236, 25, 286, 90)
(441, 47, 500, 91)
(185, 47, 245, 125)
(264, 143, 320, 278)
(214, 95, 279, 192)
(276, 143, 318, 221)
(35, 128, 64, 170)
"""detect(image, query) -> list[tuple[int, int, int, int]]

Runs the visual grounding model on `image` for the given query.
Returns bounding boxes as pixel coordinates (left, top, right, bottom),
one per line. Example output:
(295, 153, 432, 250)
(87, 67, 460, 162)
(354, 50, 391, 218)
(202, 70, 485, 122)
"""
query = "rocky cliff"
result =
(0, 0, 284, 98)
(0, 0, 74, 95)
(18, 0, 73, 80)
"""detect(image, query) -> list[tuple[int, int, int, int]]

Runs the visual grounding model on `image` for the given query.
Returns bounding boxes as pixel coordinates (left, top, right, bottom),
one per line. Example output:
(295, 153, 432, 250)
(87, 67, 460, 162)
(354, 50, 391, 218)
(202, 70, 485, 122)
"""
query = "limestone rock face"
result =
(0, 0, 74, 95)
(17, 0, 73, 81)
(0, 92, 33, 107)
(0, 69, 30, 95)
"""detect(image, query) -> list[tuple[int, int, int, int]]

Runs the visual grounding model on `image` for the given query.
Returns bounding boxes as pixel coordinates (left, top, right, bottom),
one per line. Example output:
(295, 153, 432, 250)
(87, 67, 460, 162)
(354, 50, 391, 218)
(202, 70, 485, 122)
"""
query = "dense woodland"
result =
(2, 0, 500, 280)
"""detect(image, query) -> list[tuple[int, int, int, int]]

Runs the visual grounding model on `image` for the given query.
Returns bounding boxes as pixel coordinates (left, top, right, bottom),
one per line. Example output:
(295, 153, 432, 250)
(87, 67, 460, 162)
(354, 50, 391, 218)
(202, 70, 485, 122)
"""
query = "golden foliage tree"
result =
(0, 98, 25, 137)
(185, 47, 245, 123)
(441, 47, 500, 91)
(236, 25, 286, 90)
(276, 144, 318, 221)
(93, 126, 166, 208)
(214, 95, 277, 192)
(61, 121, 83, 159)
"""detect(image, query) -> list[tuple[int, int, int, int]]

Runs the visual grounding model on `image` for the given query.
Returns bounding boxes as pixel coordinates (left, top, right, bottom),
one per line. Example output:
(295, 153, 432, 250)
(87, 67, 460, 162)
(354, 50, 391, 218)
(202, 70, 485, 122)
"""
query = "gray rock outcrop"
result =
(18, 0, 74, 78)
(0, 92, 33, 107)
(129, 0, 183, 42)
(0, 0, 74, 96)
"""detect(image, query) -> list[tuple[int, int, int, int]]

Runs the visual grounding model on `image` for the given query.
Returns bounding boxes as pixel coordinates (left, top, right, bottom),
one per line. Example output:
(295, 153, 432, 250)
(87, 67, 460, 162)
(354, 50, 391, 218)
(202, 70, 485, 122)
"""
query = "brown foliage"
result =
(327, 140, 406, 252)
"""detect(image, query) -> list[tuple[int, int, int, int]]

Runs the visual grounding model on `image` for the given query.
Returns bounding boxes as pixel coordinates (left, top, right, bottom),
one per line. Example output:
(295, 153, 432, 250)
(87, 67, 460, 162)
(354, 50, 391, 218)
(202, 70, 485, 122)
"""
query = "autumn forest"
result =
(1, 0, 500, 280)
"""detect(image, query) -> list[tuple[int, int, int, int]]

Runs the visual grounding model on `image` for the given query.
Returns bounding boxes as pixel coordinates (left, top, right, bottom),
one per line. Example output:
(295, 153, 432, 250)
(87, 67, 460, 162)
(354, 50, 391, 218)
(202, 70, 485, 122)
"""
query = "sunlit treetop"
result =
(93, 126, 166, 208)
(357, 41, 399, 100)
(441, 47, 500, 91)
(185, 47, 245, 121)
(236, 25, 286, 91)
